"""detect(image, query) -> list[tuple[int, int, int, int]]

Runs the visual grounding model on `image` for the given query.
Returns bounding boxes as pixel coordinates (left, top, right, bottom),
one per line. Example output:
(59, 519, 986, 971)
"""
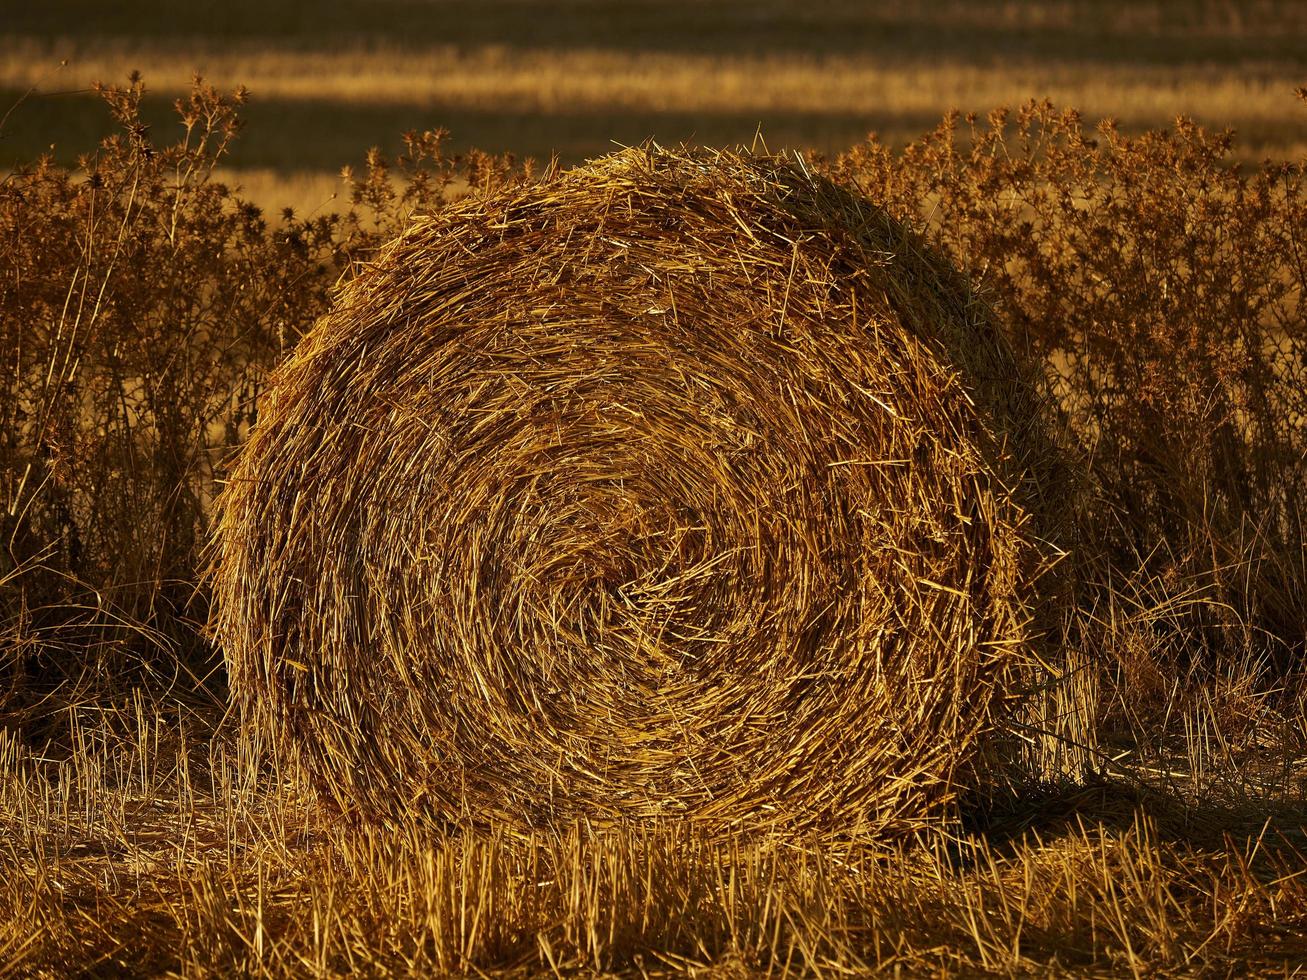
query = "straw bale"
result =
(211, 147, 1062, 837)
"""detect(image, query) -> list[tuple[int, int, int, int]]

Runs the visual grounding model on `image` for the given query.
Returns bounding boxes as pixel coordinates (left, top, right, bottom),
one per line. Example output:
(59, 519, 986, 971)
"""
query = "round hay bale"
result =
(211, 147, 1060, 838)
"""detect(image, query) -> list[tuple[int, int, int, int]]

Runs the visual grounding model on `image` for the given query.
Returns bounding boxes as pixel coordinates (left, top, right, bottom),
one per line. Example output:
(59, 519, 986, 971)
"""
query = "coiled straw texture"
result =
(212, 147, 1057, 838)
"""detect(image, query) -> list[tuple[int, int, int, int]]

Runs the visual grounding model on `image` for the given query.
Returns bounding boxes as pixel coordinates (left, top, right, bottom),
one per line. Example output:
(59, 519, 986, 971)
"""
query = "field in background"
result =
(3, 0, 1307, 212)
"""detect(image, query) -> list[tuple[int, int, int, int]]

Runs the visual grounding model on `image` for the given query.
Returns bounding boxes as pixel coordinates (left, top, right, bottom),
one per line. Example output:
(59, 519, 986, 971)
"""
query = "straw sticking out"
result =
(211, 146, 1059, 838)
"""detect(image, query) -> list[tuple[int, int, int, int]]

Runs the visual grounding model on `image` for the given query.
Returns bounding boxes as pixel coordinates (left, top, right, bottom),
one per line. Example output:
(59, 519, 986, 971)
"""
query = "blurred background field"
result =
(3, 0, 1306, 213)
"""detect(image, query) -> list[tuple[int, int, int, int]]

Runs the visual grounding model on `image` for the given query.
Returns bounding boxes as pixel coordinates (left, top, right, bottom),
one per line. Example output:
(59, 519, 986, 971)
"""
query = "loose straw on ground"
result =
(211, 146, 1065, 839)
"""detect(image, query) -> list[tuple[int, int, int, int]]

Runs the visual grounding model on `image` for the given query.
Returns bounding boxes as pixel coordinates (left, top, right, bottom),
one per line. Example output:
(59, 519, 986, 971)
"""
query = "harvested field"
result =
(4, 59, 1305, 975)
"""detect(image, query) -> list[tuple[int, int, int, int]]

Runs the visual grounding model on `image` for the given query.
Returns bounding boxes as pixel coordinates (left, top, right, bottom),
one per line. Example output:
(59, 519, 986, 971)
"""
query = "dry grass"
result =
(831, 101, 1307, 676)
(3, 703, 1305, 976)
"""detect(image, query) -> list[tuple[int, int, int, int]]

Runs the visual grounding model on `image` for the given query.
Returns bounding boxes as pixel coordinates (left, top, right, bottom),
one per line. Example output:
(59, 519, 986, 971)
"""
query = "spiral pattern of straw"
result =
(211, 147, 1059, 838)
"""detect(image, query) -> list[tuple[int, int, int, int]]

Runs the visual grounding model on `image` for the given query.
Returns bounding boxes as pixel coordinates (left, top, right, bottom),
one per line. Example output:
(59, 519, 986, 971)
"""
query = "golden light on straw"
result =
(210, 146, 1066, 838)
